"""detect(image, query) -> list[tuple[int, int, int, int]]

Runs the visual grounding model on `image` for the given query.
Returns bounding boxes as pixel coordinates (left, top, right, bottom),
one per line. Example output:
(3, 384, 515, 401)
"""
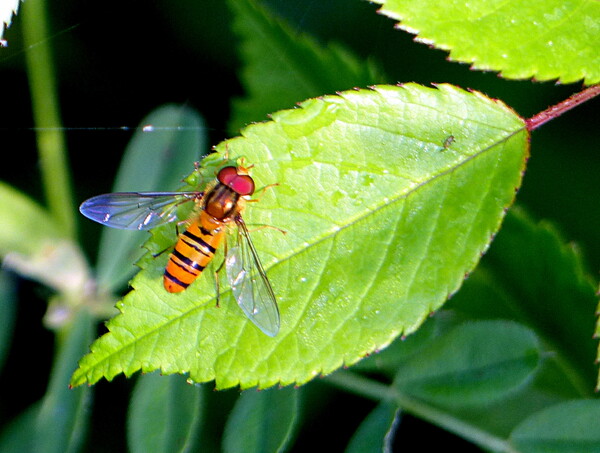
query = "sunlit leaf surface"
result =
(373, 0, 600, 84)
(71, 84, 529, 390)
(0, 0, 20, 39)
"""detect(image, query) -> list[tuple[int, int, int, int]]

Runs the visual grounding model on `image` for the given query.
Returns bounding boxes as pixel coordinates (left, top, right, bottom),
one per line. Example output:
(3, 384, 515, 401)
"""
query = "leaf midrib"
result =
(75, 125, 525, 384)
(271, 125, 525, 271)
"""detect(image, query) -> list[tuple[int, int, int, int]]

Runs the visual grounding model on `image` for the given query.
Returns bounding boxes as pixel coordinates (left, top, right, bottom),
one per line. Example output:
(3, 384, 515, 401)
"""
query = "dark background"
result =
(0, 0, 597, 451)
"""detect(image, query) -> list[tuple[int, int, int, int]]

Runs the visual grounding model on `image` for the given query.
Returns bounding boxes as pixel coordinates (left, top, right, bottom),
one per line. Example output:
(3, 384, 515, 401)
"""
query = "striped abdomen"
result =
(163, 212, 225, 293)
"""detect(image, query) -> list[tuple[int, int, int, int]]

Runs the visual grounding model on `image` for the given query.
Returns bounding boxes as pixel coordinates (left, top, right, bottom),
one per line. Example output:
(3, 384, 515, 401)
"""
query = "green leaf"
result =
(0, 311, 92, 453)
(70, 83, 528, 390)
(394, 321, 541, 406)
(0, 183, 89, 293)
(0, 404, 39, 453)
(95, 104, 206, 291)
(34, 310, 93, 453)
(510, 400, 600, 452)
(0, 182, 63, 257)
(451, 207, 598, 394)
(345, 402, 400, 453)
(222, 387, 299, 453)
(127, 373, 203, 453)
(0, 270, 17, 372)
(0, 0, 20, 39)
(597, 282, 600, 390)
(228, 0, 385, 132)
(372, 0, 600, 85)
(353, 314, 442, 376)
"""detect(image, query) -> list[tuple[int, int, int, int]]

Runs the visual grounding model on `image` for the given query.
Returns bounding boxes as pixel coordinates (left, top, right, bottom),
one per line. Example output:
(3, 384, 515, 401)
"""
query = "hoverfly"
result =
(79, 164, 280, 337)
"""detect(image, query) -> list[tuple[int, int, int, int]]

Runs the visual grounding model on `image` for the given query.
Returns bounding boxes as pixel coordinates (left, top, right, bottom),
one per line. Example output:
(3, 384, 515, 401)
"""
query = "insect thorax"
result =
(202, 183, 243, 222)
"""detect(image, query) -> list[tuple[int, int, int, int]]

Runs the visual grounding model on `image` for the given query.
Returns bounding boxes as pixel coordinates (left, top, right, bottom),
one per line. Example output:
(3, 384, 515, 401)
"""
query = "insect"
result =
(79, 164, 280, 337)
(442, 134, 455, 150)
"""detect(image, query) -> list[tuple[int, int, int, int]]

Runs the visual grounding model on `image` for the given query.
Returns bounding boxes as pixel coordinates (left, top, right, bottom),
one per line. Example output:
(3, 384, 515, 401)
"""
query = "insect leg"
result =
(213, 239, 228, 308)
(247, 182, 279, 204)
(244, 223, 287, 236)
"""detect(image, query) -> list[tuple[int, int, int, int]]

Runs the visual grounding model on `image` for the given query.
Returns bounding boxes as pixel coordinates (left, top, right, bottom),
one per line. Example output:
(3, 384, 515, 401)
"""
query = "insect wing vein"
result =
(226, 218, 280, 337)
(79, 192, 199, 230)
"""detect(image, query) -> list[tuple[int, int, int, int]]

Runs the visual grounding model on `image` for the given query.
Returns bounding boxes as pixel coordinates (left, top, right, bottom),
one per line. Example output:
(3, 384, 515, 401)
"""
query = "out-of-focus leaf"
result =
(94, 104, 206, 291)
(127, 373, 203, 453)
(0, 310, 93, 453)
(0, 270, 16, 372)
(0, 182, 63, 257)
(0, 404, 39, 453)
(510, 400, 600, 452)
(0, 183, 89, 294)
(345, 402, 400, 453)
(228, 0, 385, 132)
(451, 207, 598, 393)
(3, 240, 90, 296)
(34, 309, 93, 453)
(222, 386, 299, 453)
(394, 321, 541, 406)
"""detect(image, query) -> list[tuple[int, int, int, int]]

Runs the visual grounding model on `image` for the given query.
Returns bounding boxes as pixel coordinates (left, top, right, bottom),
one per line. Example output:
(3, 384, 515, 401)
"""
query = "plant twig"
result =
(526, 84, 600, 131)
(22, 0, 76, 239)
(326, 370, 517, 453)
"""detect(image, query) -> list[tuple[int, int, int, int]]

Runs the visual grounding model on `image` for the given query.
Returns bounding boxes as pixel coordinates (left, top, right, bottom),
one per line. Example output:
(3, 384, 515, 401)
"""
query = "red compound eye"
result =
(217, 166, 255, 196)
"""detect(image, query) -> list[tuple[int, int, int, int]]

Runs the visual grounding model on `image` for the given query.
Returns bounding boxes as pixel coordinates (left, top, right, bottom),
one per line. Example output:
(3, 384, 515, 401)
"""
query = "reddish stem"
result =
(525, 84, 600, 131)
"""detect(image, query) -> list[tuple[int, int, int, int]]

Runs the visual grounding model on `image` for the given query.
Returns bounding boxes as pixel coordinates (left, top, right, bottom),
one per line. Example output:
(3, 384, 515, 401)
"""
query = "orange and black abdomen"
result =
(163, 168, 249, 293)
(163, 213, 225, 293)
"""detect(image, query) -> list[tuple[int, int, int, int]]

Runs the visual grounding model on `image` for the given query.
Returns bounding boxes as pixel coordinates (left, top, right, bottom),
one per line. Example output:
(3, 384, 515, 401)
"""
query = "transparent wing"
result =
(79, 192, 200, 230)
(226, 217, 280, 337)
